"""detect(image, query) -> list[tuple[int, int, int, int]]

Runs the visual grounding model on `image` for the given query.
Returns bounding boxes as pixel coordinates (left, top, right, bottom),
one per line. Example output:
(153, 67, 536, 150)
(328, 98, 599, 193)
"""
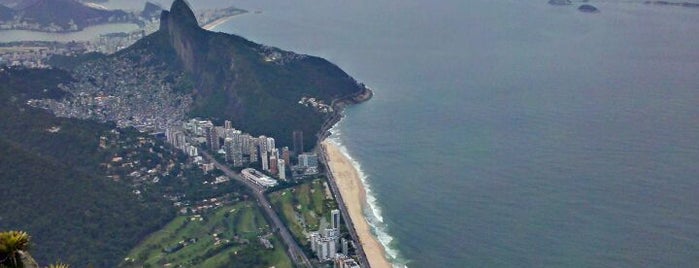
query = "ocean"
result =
(9, 0, 699, 267)
(214, 0, 699, 267)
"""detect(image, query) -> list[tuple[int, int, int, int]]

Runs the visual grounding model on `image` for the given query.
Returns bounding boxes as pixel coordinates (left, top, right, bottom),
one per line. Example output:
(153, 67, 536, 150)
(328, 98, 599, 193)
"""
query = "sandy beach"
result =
(202, 16, 236, 31)
(322, 141, 393, 268)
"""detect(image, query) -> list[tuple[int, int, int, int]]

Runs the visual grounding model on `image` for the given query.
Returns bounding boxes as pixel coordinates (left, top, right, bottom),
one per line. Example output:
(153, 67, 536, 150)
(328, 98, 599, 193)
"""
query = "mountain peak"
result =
(159, 0, 201, 36)
(168, 0, 198, 28)
(157, 0, 205, 74)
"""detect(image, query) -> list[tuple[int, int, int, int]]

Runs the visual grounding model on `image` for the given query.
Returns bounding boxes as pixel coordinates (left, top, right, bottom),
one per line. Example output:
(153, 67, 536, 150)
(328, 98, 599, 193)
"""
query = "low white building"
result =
(241, 168, 278, 188)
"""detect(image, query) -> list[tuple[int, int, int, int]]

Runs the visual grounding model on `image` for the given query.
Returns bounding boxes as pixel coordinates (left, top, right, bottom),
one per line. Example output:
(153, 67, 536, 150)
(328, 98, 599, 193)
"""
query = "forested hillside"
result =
(0, 68, 173, 266)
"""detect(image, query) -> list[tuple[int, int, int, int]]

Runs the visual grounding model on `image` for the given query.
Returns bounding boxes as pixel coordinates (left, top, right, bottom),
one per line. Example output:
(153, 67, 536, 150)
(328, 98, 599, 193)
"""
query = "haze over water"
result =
(214, 0, 699, 267)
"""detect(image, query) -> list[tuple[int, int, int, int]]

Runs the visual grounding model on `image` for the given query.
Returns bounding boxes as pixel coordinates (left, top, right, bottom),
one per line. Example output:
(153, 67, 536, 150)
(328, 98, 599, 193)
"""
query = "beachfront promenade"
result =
(201, 152, 313, 268)
(319, 143, 372, 268)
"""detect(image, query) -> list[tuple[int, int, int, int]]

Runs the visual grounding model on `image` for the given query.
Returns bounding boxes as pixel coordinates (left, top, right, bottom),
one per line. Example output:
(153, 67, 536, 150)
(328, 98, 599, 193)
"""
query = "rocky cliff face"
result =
(159, 0, 205, 74)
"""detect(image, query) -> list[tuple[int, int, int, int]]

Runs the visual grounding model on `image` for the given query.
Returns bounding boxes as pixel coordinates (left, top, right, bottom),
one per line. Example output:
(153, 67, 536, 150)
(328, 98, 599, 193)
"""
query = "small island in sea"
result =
(578, 4, 601, 13)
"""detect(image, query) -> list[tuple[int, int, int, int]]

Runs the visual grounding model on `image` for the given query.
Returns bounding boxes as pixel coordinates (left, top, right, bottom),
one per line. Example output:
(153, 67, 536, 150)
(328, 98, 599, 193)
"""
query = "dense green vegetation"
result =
(0, 68, 176, 266)
(121, 202, 293, 268)
(0, 67, 277, 266)
(47, 52, 106, 71)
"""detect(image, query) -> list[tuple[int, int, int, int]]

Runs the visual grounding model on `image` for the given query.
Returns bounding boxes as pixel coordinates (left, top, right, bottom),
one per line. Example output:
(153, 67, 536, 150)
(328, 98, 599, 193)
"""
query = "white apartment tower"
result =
(266, 137, 275, 153)
(331, 209, 341, 230)
(278, 159, 286, 180)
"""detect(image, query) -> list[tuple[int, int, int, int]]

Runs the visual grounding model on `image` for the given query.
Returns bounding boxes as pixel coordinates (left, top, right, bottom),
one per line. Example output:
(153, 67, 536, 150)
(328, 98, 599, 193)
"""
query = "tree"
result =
(0, 231, 69, 268)
(0, 230, 37, 268)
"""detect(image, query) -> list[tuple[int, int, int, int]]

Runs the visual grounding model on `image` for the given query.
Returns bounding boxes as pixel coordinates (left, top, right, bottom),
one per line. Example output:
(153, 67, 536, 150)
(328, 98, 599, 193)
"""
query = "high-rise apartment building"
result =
(266, 137, 275, 153)
(282, 146, 290, 167)
(223, 138, 234, 162)
(249, 138, 258, 163)
(278, 159, 286, 180)
(261, 150, 269, 171)
(331, 209, 341, 230)
(205, 125, 219, 151)
(269, 155, 278, 175)
(293, 130, 303, 155)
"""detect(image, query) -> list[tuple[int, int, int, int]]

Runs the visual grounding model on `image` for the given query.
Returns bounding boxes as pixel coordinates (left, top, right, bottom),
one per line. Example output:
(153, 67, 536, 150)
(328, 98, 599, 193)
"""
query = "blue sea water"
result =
(212, 0, 699, 267)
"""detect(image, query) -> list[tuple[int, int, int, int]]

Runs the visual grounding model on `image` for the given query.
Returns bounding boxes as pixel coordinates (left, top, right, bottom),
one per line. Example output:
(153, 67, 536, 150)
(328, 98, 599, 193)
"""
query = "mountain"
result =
(0, 4, 12, 20)
(141, 1, 163, 20)
(120, 0, 370, 149)
(0, 0, 24, 9)
(9, 0, 134, 31)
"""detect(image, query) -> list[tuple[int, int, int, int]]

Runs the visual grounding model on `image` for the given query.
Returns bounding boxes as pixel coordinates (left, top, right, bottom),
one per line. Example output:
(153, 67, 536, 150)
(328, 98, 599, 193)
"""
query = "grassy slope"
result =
(268, 179, 337, 249)
(122, 202, 293, 268)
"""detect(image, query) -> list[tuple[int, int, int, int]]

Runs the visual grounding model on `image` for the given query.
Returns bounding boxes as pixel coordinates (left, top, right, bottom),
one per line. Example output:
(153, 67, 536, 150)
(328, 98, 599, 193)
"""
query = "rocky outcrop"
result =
(121, 0, 366, 149)
(578, 4, 600, 12)
(548, 0, 572, 5)
(644, 1, 699, 8)
(141, 1, 162, 19)
(159, 0, 206, 74)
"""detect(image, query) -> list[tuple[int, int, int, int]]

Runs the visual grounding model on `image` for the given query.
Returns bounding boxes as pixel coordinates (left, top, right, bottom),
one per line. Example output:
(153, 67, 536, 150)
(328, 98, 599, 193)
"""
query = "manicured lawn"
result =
(268, 178, 338, 248)
(120, 201, 292, 267)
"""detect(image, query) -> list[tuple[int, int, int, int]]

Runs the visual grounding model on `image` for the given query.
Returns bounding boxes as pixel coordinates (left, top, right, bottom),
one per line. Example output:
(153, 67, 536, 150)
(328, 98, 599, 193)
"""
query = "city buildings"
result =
(309, 209, 356, 263)
(165, 128, 198, 157)
(334, 254, 361, 268)
(310, 228, 339, 262)
(298, 153, 320, 175)
(166, 119, 292, 181)
(205, 123, 219, 151)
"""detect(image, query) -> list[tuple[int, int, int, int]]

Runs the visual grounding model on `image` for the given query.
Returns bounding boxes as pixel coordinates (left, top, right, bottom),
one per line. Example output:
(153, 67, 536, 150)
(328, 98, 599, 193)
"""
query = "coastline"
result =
(322, 140, 393, 268)
(202, 15, 239, 31)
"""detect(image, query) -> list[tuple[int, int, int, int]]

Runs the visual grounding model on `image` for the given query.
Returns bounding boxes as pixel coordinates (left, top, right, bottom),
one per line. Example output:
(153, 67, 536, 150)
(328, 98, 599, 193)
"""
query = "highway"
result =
(316, 114, 371, 268)
(318, 144, 371, 268)
(202, 152, 313, 268)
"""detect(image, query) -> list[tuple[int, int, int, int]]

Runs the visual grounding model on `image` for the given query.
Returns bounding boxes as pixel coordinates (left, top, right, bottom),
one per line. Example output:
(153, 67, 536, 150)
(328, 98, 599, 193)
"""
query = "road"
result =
(318, 144, 371, 268)
(202, 152, 313, 268)
(316, 114, 371, 268)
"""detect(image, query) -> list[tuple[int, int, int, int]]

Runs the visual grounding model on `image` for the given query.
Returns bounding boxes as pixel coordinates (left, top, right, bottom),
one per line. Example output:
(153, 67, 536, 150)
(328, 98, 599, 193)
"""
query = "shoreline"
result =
(202, 15, 241, 31)
(322, 140, 394, 268)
